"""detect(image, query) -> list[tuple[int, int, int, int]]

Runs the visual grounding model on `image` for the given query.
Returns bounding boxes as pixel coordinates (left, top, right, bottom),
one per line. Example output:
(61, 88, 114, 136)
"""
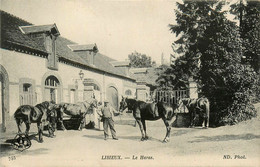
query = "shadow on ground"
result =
(0, 144, 19, 157)
(190, 133, 260, 143)
(83, 134, 162, 142)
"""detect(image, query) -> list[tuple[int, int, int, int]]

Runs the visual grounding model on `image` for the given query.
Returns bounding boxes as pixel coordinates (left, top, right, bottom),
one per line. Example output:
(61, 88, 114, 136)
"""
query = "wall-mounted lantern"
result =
(74, 70, 85, 89)
(79, 70, 84, 80)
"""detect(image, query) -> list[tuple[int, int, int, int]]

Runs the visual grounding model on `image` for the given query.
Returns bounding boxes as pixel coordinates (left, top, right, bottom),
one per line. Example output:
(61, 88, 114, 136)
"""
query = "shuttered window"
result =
(19, 79, 36, 105)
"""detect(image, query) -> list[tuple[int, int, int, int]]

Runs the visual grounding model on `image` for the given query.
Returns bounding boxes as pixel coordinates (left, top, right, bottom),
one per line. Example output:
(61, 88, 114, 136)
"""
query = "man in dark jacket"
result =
(100, 100, 118, 140)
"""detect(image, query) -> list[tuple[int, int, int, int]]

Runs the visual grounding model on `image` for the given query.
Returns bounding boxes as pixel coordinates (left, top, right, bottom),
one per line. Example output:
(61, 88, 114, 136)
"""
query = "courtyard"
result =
(0, 104, 259, 167)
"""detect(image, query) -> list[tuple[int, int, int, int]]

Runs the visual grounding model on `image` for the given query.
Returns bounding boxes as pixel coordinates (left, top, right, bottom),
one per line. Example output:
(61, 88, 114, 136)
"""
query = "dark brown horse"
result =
(119, 97, 177, 142)
(55, 98, 98, 130)
(177, 97, 210, 128)
(14, 101, 57, 143)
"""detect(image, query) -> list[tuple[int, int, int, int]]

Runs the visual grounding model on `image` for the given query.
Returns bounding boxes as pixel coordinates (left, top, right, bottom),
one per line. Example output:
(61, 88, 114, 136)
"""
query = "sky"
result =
(1, 0, 178, 65)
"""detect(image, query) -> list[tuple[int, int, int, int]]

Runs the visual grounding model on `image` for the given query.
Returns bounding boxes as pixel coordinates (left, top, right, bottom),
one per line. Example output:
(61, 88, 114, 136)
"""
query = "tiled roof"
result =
(1, 10, 46, 52)
(0, 10, 134, 81)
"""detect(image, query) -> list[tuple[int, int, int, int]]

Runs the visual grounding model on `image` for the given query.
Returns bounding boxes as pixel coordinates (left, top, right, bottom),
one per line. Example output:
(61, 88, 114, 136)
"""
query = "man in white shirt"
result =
(100, 100, 118, 140)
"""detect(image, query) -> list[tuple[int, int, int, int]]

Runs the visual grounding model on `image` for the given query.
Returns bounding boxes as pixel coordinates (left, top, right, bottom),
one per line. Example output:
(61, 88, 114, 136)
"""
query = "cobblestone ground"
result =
(0, 104, 260, 167)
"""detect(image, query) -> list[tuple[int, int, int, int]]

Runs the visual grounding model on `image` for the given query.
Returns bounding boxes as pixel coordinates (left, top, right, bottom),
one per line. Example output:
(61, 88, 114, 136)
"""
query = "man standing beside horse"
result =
(99, 100, 119, 140)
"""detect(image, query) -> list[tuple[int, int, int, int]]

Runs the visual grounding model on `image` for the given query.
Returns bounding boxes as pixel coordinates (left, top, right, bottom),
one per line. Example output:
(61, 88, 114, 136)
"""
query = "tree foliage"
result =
(230, 1, 260, 73)
(128, 51, 156, 68)
(160, 0, 259, 126)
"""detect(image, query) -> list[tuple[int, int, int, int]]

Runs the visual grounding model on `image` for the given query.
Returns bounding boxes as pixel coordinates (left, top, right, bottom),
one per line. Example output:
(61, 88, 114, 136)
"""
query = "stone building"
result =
(0, 10, 145, 131)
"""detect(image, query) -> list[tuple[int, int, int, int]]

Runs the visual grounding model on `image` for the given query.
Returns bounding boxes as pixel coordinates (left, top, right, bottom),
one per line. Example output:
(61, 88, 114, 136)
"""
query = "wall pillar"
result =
(188, 78, 198, 99)
(136, 81, 147, 101)
(83, 79, 95, 100)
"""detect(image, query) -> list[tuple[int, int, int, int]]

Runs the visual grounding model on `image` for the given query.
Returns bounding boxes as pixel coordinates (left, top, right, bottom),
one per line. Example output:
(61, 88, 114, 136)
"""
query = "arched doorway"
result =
(44, 75, 61, 103)
(0, 74, 4, 130)
(0, 65, 9, 132)
(107, 86, 118, 110)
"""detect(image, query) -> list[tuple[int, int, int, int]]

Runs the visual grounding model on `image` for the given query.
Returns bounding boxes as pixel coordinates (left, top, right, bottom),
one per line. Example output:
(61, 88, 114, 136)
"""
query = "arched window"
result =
(125, 89, 132, 96)
(45, 76, 59, 87)
(44, 76, 60, 103)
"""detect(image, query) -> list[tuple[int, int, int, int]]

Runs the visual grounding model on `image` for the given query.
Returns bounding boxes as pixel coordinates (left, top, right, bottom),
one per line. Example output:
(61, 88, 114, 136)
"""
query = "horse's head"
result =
(119, 96, 128, 113)
(41, 101, 56, 111)
(85, 98, 98, 109)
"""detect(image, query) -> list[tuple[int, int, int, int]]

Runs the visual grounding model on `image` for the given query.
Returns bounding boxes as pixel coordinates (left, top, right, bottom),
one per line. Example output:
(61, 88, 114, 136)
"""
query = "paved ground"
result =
(1, 104, 260, 167)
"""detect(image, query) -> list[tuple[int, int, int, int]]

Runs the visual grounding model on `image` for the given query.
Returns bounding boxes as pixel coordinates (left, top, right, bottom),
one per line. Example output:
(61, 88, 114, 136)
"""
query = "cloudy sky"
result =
(1, 0, 178, 64)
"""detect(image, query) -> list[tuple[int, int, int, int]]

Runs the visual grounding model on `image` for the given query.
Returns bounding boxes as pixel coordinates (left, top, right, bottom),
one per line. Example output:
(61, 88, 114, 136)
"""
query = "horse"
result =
(14, 101, 57, 143)
(119, 97, 177, 143)
(177, 97, 210, 128)
(55, 98, 98, 131)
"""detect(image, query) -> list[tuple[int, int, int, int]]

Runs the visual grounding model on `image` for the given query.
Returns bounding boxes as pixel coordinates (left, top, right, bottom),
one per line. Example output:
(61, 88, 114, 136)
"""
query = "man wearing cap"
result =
(100, 100, 118, 140)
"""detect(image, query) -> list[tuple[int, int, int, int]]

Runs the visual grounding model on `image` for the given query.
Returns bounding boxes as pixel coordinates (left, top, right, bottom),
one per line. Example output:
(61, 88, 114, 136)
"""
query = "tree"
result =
(128, 51, 156, 68)
(230, 1, 260, 73)
(161, 0, 258, 126)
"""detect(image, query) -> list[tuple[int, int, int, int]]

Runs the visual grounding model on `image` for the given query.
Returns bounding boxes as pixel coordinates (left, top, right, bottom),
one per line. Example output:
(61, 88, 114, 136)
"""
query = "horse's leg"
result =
(136, 119, 145, 141)
(37, 122, 44, 143)
(59, 110, 66, 130)
(48, 119, 55, 138)
(162, 113, 177, 143)
(78, 114, 86, 131)
(190, 110, 196, 128)
(202, 118, 205, 128)
(141, 119, 148, 140)
(189, 110, 193, 128)
(206, 103, 210, 128)
(162, 118, 170, 142)
(16, 119, 23, 134)
(25, 122, 31, 136)
(206, 115, 209, 128)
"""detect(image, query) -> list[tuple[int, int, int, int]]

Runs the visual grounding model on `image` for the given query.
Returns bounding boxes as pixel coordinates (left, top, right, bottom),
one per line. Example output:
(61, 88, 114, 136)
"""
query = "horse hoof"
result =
(144, 136, 149, 140)
(39, 140, 44, 143)
(141, 137, 146, 141)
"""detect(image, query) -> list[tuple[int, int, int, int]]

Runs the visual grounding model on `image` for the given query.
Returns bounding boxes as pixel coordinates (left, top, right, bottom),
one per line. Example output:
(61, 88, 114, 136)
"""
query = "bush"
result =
(209, 64, 259, 126)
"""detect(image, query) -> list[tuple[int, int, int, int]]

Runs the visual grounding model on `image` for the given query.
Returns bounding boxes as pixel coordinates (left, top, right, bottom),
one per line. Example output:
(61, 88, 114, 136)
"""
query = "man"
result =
(100, 100, 118, 140)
